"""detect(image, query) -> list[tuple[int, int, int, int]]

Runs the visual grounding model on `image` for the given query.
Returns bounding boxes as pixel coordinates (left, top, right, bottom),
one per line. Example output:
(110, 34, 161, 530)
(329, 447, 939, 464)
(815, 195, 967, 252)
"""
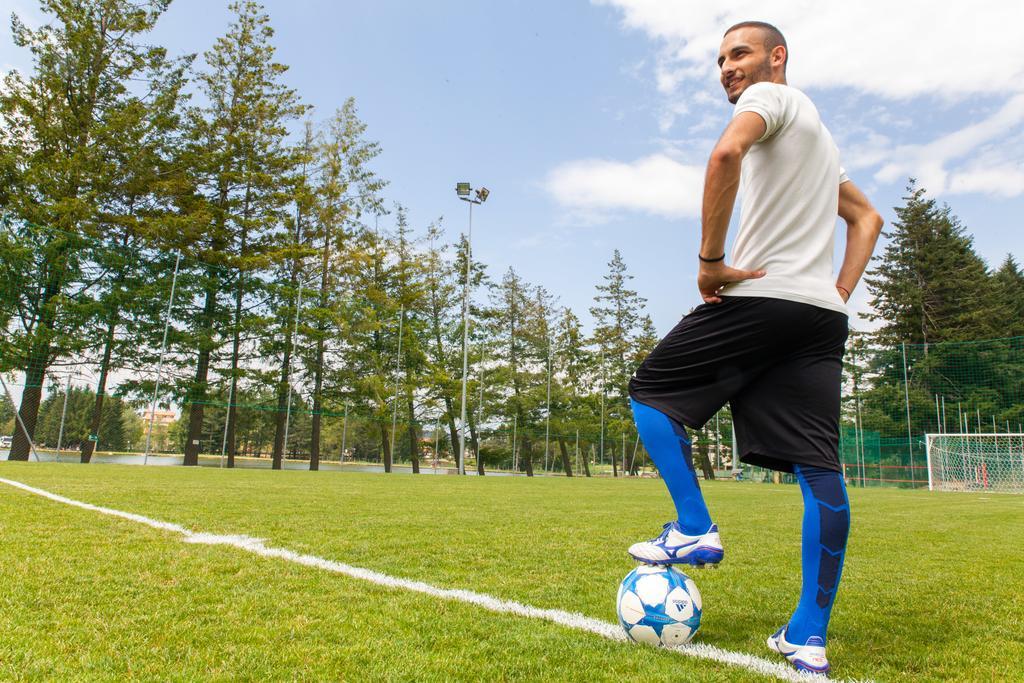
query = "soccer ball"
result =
(617, 565, 702, 647)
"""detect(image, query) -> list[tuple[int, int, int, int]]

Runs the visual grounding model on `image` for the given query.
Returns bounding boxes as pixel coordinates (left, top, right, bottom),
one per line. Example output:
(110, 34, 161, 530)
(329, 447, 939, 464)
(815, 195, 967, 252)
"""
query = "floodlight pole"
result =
(144, 250, 181, 465)
(455, 183, 488, 476)
(56, 371, 72, 461)
(283, 278, 308, 461)
(341, 402, 349, 461)
(599, 350, 606, 469)
(457, 200, 474, 476)
(901, 342, 915, 486)
(389, 305, 404, 465)
(544, 342, 551, 472)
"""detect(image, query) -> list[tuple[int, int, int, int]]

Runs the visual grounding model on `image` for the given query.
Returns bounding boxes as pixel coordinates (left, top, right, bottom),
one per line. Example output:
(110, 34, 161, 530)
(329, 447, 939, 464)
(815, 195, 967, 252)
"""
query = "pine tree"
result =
(180, 1, 307, 466)
(0, 392, 14, 437)
(79, 44, 190, 464)
(991, 255, 1024, 337)
(527, 286, 559, 474)
(865, 181, 997, 346)
(489, 268, 537, 475)
(35, 384, 135, 452)
(554, 308, 594, 476)
(338, 216, 405, 472)
(859, 182, 1015, 438)
(590, 250, 648, 475)
(591, 250, 647, 404)
(389, 205, 428, 473)
(0, 0, 178, 460)
(304, 100, 385, 470)
(421, 222, 474, 469)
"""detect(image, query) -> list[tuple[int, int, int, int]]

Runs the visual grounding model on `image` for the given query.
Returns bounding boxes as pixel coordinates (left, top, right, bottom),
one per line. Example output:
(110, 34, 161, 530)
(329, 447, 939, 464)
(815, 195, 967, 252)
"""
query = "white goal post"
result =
(925, 433, 1024, 494)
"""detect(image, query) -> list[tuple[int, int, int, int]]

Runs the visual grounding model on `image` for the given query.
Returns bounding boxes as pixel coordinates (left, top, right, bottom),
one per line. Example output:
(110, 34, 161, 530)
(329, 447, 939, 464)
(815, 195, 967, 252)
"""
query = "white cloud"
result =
(592, 0, 1024, 100)
(874, 94, 1024, 197)
(948, 165, 1024, 198)
(554, 0, 1024, 215)
(545, 154, 704, 220)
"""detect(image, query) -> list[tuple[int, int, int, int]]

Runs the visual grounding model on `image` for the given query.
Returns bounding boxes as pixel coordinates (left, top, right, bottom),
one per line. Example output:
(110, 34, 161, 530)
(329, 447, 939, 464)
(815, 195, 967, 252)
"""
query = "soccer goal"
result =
(925, 433, 1024, 493)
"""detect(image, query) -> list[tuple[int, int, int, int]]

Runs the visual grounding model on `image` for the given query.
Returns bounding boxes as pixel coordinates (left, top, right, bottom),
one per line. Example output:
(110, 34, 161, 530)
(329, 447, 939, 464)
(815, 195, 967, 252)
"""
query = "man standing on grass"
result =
(625, 21, 883, 675)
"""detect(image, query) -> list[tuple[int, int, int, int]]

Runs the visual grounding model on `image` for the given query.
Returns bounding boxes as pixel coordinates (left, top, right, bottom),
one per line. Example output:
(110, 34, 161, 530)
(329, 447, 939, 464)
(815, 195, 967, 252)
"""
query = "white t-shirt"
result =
(718, 82, 849, 315)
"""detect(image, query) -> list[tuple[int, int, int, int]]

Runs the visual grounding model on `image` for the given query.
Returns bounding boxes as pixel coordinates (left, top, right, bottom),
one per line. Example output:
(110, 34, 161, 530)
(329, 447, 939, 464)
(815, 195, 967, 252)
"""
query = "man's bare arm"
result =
(835, 181, 884, 302)
(698, 111, 768, 304)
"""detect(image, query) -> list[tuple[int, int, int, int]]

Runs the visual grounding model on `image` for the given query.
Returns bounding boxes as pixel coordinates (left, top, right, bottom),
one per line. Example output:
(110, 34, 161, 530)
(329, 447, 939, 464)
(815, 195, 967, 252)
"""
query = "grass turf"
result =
(1, 462, 1022, 681)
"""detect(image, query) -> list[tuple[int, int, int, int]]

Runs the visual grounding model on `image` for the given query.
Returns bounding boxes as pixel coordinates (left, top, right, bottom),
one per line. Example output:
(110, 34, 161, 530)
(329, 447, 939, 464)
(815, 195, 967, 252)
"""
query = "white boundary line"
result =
(0, 477, 868, 683)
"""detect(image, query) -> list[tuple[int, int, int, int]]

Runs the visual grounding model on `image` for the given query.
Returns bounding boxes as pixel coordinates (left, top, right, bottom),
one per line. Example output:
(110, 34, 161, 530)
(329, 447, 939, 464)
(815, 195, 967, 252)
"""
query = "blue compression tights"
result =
(788, 463, 850, 645)
(630, 399, 850, 645)
(630, 399, 713, 535)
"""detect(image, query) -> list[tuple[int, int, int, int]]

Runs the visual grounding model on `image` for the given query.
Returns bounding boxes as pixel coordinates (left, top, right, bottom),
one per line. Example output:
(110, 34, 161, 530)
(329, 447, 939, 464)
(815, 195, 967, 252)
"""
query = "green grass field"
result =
(1, 463, 1022, 681)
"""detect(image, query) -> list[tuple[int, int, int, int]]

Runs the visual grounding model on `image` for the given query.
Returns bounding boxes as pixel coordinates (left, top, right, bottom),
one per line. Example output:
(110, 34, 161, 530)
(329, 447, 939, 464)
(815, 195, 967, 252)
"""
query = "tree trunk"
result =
(225, 272, 244, 469)
(441, 397, 459, 467)
(309, 354, 322, 471)
(271, 262, 300, 470)
(9, 275, 61, 461)
(81, 318, 115, 463)
(521, 434, 534, 477)
(9, 348, 47, 461)
(270, 372, 289, 470)
(582, 442, 592, 477)
(468, 409, 483, 476)
(380, 421, 392, 473)
(610, 441, 618, 477)
(310, 223, 331, 472)
(695, 431, 715, 480)
(225, 211, 248, 469)
(557, 438, 573, 477)
(407, 395, 419, 474)
(183, 274, 219, 467)
(629, 441, 642, 476)
(308, 326, 322, 471)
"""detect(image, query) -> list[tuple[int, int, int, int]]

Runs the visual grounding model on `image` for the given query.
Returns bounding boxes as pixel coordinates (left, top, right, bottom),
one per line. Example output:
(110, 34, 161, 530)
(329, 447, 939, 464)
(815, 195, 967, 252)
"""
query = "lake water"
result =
(0, 449, 521, 475)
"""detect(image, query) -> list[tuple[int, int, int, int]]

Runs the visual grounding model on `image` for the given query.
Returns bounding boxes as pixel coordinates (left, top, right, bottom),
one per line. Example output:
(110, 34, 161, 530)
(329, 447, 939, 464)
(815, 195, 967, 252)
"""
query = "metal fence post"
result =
(901, 342, 915, 486)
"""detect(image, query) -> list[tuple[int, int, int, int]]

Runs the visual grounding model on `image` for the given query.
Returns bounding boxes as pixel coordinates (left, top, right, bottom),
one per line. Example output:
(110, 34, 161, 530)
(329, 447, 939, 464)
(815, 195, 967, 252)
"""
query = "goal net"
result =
(925, 433, 1024, 493)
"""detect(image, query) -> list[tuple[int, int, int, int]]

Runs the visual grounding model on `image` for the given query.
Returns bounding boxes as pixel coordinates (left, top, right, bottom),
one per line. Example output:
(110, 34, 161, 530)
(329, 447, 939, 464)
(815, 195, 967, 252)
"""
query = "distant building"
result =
(139, 408, 176, 427)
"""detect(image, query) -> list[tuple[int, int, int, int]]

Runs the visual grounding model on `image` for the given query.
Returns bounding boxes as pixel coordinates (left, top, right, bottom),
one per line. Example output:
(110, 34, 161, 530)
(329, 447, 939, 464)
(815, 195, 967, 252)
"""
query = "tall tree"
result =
(0, 0, 178, 460)
(422, 223, 469, 470)
(865, 181, 997, 346)
(991, 255, 1024, 337)
(0, 390, 15, 437)
(859, 182, 1019, 438)
(529, 286, 558, 473)
(304, 100, 385, 470)
(79, 46, 190, 463)
(553, 307, 591, 476)
(338, 216, 404, 472)
(181, 0, 307, 466)
(591, 250, 648, 476)
(35, 384, 137, 452)
(489, 268, 540, 475)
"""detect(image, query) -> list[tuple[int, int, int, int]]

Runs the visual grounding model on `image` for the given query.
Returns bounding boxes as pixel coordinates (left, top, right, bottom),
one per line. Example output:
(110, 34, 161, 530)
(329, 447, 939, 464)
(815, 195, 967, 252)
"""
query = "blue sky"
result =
(3, 0, 1023, 337)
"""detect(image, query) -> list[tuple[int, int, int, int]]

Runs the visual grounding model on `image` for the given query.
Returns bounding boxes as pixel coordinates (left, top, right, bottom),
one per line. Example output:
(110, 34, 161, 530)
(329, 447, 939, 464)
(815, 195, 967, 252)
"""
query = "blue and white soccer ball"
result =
(616, 565, 702, 647)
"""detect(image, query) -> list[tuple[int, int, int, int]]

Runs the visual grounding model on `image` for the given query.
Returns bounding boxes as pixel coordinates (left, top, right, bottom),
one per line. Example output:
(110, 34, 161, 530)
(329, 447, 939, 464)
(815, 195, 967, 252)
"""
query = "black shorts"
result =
(628, 296, 848, 473)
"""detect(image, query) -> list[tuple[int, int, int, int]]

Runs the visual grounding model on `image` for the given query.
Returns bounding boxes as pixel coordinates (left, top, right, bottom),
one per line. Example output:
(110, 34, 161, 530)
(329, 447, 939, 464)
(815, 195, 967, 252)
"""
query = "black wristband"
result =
(699, 253, 726, 263)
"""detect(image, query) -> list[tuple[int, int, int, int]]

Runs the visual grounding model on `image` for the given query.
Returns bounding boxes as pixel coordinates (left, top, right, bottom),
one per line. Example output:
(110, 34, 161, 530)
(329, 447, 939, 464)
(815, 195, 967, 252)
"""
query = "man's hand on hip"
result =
(698, 261, 766, 304)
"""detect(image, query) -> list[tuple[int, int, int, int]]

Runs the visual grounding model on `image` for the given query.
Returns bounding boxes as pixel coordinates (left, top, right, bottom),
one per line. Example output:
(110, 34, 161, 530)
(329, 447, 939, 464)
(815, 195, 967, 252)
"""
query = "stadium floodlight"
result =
(283, 273, 321, 462)
(454, 182, 490, 475)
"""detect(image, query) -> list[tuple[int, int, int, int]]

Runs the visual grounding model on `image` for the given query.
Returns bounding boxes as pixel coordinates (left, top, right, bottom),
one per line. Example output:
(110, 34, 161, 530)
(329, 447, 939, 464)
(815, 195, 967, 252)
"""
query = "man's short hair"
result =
(724, 21, 788, 72)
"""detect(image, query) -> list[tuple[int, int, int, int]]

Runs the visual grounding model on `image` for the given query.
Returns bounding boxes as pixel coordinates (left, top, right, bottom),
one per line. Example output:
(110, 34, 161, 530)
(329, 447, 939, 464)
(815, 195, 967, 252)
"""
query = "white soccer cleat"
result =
(767, 627, 830, 676)
(627, 521, 724, 567)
